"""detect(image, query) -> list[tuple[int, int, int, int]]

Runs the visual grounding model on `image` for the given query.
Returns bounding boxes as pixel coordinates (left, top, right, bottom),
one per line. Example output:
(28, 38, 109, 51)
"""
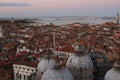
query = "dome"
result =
(104, 62, 120, 80)
(37, 58, 56, 73)
(66, 55, 93, 80)
(66, 55, 93, 68)
(89, 53, 109, 80)
(41, 65, 74, 80)
(37, 49, 55, 73)
(66, 44, 93, 80)
(104, 68, 120, 80)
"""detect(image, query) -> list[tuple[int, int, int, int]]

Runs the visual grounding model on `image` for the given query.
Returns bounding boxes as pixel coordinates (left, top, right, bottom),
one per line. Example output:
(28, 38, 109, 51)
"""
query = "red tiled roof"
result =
(14, 61, 37, 68)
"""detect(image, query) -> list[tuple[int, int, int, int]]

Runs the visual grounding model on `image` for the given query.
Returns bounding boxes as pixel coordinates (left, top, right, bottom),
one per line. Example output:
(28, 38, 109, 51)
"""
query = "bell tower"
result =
(0, 25, 3, 37)
(116, 12, 119, 24)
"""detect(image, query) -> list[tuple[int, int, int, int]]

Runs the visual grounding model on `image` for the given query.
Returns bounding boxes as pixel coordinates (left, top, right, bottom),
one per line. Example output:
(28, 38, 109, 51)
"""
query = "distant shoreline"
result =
(0, 17, 116, 26)
(0, 16, 116, 20)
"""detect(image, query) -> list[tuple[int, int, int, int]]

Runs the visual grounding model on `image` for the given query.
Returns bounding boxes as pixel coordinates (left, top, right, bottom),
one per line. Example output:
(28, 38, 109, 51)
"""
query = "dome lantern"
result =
(72, 42, 87, 56)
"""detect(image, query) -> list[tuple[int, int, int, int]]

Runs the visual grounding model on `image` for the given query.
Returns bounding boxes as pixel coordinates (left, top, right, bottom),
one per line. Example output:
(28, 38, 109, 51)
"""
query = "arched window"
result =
(24, 75, 26, 79)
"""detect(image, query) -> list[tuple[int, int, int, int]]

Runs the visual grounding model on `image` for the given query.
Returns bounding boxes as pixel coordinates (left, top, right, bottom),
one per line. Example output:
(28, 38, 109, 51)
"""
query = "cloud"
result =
(0, 2, 30, 7)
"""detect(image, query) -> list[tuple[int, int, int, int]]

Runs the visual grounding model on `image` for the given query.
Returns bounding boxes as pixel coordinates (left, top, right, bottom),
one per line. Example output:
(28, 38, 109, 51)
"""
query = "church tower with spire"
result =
(116, 12, 119, 24)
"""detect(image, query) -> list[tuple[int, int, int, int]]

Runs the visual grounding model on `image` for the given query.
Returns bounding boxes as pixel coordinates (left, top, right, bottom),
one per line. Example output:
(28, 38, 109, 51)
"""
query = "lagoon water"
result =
(37, 17, 115, 25)
(0, 17, 116, 25)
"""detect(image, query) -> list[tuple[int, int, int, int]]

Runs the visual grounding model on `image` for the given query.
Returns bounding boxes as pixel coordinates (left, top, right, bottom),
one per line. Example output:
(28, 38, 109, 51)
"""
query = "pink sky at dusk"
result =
(0, 0, 119, 17)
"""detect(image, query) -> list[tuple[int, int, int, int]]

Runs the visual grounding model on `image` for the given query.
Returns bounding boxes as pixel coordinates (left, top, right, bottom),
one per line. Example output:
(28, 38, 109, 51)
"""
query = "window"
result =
(24, 75, 26, 79)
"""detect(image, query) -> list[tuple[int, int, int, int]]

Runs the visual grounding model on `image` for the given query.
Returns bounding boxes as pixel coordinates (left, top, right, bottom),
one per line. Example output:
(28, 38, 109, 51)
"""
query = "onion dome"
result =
(37, 50, 55, 73)
(104, 59, 120, 80)
(41, 64, 74, 80)
(66, 43, 93, 80)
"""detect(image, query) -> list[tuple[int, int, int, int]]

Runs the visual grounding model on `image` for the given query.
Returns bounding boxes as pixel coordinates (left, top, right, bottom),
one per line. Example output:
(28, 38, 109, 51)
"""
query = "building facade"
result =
(13, 64, 36, 80)
(0, 70, 12, 80)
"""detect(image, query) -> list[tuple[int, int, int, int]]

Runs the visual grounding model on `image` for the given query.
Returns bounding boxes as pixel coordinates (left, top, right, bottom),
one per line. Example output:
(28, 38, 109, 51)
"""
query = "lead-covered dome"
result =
(41, 65, 74, 80)
(66, 55, 93, 69)
(66, 43, 93, 80)
(104, 61, 120, 80)
(37, 50, 56, 73)
(37, 56, 56, 73)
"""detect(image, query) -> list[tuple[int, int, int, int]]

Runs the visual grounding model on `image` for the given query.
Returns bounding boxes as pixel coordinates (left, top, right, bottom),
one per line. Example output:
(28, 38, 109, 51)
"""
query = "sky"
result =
(0, 0, 120, 17)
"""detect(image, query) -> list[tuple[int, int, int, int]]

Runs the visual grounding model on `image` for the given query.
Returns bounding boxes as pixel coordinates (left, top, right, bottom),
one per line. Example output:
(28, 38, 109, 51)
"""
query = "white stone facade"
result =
(13, 64, 37, 80)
